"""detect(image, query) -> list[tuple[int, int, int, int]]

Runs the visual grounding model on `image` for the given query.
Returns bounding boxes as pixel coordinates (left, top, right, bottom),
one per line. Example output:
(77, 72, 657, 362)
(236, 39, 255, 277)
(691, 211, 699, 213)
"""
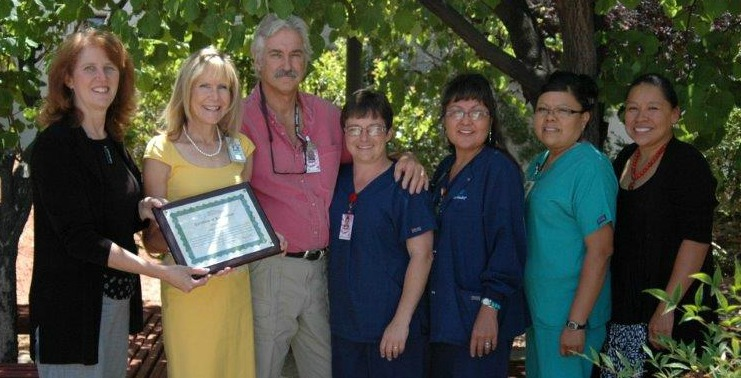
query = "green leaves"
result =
(326, 3, 346, 29)
(225, 23, 247, 52)
(0, 130, 20, 151)
(201, 13, 222, 39)
(392, 7, 415, 34)
(595, 0, 618, 14)
(241, 0, 261, 15)
(0, 0, 15, 19)
(703, 0, 730, 19)
(0, 87, 13, 117)
(270, 0, 294, 17)
(619, 0, 642, 9)
(138, 11, 163, 38)
(181, 0, 200, 22)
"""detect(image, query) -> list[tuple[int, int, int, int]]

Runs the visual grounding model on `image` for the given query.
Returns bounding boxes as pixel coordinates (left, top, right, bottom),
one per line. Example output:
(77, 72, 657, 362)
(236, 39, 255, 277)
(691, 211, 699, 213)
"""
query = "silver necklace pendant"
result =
(183, 125, 223, 157)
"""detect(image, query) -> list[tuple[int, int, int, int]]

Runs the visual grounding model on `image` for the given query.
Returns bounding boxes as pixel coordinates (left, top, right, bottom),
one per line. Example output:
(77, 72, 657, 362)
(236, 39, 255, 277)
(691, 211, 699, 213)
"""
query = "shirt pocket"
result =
(317, 144, 342, 191)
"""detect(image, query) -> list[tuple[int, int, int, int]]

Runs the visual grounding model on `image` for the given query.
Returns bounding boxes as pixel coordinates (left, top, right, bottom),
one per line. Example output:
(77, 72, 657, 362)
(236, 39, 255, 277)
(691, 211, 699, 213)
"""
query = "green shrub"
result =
(588, 259, 741, 377)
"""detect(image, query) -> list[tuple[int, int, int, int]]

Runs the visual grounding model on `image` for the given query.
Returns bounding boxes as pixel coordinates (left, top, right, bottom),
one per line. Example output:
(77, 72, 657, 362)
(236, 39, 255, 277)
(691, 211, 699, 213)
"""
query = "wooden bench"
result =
(1, 305, 167, 378)
(0, 364, 38, 378)
(126, 305, 167, 378)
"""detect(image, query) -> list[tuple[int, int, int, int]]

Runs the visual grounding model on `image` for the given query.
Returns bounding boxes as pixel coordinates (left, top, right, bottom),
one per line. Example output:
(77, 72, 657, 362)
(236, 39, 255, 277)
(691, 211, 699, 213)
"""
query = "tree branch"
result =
(418, 0, 547, 103)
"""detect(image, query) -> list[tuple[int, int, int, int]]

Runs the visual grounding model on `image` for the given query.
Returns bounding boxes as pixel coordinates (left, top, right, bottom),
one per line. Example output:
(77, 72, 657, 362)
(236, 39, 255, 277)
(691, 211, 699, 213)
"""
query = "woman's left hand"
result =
(211, 266, 233, 277)
(138, 196, 167, 221)
(559, 328, 585, 356)
(648, 306, 674, 349)
(470, 306, 498, 358)
(380, 318, 409, 361)
(393, 152, 429, 194)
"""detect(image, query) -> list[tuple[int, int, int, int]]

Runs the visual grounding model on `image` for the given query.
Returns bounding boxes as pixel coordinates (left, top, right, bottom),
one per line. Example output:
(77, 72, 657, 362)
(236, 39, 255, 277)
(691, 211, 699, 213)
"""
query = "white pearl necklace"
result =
(183, 125, 222, 157)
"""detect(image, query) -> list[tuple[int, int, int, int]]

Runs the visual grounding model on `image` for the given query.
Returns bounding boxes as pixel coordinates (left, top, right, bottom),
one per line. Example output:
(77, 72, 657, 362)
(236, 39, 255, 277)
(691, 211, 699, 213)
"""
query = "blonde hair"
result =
(163, 47, 242, 139)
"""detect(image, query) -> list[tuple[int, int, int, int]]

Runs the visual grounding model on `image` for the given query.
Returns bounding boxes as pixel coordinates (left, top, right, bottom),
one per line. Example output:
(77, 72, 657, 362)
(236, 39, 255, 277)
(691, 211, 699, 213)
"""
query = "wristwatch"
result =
(565, 320, 587, 330)
(481, 298, 502, 311)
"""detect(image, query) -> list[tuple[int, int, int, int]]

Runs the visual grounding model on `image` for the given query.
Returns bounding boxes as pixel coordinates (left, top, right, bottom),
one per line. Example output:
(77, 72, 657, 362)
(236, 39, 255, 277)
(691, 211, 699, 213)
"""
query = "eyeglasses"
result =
(258, 82, 308, 175)
(268, 136, 307, 175)
(444, 109, 490, 121)
(534, 106, 585, 118)
(344, 124, 387, 137)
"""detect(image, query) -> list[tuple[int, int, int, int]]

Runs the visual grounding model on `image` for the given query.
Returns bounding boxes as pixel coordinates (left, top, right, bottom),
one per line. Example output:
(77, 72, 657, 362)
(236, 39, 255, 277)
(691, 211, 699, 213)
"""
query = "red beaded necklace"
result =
(628, 143, 668, 190)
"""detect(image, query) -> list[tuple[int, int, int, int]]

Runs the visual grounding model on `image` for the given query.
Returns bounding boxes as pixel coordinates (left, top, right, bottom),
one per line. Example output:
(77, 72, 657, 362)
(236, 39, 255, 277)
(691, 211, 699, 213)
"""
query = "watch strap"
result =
(565, 320, 587, 330)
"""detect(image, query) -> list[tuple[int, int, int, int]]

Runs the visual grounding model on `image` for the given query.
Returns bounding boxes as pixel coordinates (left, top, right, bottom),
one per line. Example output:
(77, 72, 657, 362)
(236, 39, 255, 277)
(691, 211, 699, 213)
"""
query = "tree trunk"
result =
(419, 0, 609, 149)
(493, 0, 554, 104)
(0, 151, 33, 363)
(555, 0, 607, 148)
(345, 36, 363, 102)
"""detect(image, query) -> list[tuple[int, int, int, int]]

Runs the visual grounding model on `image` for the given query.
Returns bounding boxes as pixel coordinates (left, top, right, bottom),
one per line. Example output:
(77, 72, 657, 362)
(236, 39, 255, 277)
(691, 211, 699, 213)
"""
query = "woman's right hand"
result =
(162, 265, 211, 293)
(648, 305, 675, 349)
(138, 196, 168, 221)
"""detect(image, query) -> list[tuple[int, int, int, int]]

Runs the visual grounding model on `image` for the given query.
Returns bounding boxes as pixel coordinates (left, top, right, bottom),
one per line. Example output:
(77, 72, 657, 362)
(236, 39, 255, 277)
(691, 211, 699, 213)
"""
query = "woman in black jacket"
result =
(600, 73, 718, 377)
(30, 29, 209, 377)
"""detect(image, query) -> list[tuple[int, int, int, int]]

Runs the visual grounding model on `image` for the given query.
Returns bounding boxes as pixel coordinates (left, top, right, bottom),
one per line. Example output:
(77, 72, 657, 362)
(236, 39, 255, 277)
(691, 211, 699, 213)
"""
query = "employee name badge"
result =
(524, 180, 535, 199)
(305, 136, 321, 173)
(339, 213, 354, 240)
(226, 137, 247, 163)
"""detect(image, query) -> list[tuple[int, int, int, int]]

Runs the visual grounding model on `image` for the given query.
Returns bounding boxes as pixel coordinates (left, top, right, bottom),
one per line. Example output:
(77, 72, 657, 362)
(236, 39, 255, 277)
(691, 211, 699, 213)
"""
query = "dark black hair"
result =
(538, 71, 598, 112)
(440, 73, 509, 153)
(341, 89, 393, 131)
(627, 73, 679, 108)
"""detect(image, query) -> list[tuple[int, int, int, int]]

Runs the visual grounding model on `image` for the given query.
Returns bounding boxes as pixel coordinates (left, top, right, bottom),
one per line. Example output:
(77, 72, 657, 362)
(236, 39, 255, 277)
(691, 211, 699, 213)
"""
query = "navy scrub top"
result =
(429, 147, 529, 346)
(328, 162, 436, 342)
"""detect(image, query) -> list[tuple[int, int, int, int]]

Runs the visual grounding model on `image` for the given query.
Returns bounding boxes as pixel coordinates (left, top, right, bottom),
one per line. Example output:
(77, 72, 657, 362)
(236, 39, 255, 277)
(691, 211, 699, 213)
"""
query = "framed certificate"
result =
(153, 183, 281, 273)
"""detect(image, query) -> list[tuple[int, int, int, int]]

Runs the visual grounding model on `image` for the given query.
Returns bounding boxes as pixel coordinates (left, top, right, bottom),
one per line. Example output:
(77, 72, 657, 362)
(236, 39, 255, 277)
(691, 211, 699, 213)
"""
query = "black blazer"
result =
(29, 122, 145, 364)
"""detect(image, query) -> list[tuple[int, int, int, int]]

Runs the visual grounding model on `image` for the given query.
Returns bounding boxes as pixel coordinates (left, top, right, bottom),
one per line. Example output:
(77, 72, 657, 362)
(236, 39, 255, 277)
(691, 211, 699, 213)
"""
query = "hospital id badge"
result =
(227, 137, 247, 163)
(305, 137, 321, 173)
(339, 213, 354, 240)
(524, 180, 535, 199)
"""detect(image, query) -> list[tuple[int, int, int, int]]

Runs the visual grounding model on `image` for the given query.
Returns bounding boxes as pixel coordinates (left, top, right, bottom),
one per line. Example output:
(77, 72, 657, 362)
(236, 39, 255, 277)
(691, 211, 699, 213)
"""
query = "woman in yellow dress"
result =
(142, 47, 257, 377)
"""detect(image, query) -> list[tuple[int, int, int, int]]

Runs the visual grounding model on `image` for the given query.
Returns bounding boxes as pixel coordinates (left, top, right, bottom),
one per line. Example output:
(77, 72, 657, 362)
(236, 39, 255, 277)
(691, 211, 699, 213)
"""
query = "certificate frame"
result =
(153, 182, 281, 273)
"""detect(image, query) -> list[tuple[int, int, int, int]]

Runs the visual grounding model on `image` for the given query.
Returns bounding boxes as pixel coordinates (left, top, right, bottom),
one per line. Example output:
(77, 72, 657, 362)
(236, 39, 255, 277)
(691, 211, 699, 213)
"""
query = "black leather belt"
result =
(285, 248, 328, 261)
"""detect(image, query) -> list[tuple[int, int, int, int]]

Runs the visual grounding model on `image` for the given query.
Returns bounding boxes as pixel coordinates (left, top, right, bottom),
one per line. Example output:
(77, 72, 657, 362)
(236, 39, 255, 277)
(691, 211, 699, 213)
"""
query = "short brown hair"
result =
(38, 28, 136, 141)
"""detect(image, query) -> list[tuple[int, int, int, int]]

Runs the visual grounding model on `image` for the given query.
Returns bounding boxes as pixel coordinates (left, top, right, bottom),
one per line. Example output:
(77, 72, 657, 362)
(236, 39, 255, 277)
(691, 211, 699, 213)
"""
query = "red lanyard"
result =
(347, 192, 358, 213)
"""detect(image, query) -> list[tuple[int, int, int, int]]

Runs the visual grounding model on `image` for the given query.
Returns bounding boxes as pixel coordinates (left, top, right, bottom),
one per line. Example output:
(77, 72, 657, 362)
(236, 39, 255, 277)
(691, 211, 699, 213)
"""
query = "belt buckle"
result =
(303, 249, 325, 261)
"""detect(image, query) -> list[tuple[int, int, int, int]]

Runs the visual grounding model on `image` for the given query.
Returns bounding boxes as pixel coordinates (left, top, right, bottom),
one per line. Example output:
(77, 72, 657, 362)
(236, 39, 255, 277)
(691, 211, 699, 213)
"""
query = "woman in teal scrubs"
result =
(524, 71, 617, 377)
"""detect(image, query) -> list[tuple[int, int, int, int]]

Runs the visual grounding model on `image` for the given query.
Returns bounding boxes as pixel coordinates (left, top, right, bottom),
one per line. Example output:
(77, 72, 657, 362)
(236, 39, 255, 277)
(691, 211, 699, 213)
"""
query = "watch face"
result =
(566, 321, 584, 330)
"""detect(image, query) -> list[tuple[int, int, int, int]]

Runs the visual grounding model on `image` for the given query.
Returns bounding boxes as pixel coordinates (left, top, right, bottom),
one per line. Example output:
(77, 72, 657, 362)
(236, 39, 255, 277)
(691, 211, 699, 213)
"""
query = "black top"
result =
(611, 137, 718, 325)
(91, 137, 137, 300)
(30, 122, 146, 364)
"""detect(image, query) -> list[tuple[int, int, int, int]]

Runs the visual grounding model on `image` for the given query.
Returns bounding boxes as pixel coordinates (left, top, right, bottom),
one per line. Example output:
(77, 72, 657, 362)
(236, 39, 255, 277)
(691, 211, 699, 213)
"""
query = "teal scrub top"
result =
(524, 142, 617, 328)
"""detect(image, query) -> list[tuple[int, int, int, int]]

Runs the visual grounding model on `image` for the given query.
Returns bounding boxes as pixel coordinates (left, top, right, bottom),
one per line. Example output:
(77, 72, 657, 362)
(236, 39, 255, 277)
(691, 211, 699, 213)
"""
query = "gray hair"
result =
(251, 13, 313, 76)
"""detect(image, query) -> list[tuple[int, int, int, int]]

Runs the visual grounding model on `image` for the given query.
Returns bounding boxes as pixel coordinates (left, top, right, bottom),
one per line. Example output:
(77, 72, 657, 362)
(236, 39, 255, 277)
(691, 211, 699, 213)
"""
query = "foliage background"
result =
(1, 0, 740, 364)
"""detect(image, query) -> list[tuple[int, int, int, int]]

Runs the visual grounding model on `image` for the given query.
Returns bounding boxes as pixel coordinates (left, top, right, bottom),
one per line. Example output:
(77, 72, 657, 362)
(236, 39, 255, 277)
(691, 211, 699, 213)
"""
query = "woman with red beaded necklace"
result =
(600, 74, 718, 377)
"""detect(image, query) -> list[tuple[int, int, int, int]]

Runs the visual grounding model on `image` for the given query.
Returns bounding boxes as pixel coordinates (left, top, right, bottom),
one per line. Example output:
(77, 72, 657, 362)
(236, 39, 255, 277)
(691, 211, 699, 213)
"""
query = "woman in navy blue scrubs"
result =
(328, 89, 435, 377)
(428, 73, 529, 378)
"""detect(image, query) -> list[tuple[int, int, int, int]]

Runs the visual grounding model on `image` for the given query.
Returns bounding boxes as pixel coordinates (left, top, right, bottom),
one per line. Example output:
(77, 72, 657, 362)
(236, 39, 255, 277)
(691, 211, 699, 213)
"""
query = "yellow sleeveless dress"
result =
(144, 133, 256, 378)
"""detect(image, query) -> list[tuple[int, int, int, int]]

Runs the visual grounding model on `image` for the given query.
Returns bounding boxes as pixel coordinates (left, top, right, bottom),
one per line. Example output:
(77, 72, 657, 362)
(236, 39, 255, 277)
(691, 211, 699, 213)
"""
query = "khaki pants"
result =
(36, 297, 129, 378)
(249, 256, 331, 378)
